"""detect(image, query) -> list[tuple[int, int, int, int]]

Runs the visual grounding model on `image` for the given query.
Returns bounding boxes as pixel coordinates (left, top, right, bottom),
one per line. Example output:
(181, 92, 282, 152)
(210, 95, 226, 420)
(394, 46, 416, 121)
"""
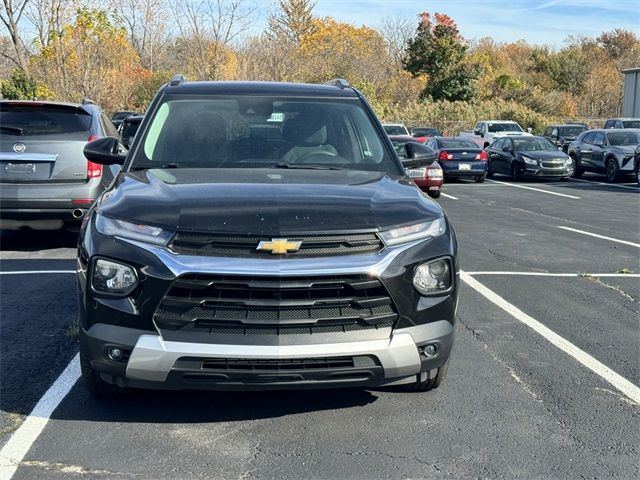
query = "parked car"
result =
(0, 100, 120, 230)
(118, 114, 143, 149)
(486, 135, 573, 181)
(111, 110, 138, 129)
(604, 118, 640, 129)
(78, 77, 458, 396)
(411, 127, 442, 143)
(382, 123, 410, 136)
(460, 120, 531, 148)
(635, 144, 640, 186)
(425, 137, 488, 183)
(542, 124, 588, 153)
(567, 128, 640, 181)
(389, 135, 443, 198)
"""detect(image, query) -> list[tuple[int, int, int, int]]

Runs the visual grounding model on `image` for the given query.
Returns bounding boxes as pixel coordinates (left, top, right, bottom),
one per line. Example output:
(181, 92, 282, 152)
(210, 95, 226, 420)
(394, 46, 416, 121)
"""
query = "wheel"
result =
(605, 158, 619, 182)
(570, 155, 584, 178)
(404, 360, 449, 392)
(510, 163, 522, 181)
(475, 175, 485, 183)
(80, 337, 125, 397)
(428, 190, 441, 198)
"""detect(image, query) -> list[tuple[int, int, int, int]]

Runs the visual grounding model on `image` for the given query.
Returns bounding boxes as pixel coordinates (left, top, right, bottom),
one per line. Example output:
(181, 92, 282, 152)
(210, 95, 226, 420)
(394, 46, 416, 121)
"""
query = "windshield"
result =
(0, 104, 92, 137)
(513, 137, 557, 151)
(121, 120, 141, 140)
(558, 126, 586, 137)
(607, 131, 640, 146)
(488, 123, 523, 133)
(439, 138, 478, 149)
(383, 125, 408, 135)
(132, 95, 400, 173)
(412, 128, 440, 137)
(621, 120, 640, 128)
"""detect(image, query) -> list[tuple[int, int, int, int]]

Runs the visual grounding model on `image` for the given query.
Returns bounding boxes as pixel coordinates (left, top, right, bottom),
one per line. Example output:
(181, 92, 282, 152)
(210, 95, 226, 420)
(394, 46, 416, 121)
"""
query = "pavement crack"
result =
(580, 275, 636, 303)
(486, 247, 520, 267)
(20, 460, 130, 477)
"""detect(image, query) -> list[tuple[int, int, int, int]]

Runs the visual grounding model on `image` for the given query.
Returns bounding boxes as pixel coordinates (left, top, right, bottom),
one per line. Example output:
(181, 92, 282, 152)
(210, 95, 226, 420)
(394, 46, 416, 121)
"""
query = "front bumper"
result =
(523, 165, 572, 177)
(82, 320, 454, 390)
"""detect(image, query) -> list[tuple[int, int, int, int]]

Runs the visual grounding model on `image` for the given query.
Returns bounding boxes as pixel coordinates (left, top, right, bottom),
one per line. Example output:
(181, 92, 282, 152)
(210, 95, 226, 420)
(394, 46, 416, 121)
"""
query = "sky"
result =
(258, 0, 640, 47)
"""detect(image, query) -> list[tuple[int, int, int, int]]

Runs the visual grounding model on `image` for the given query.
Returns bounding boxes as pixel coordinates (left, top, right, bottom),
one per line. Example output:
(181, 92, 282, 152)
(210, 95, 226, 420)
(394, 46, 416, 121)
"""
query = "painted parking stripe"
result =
(569, 178, 639, 191)
(0, 270, 75, 275)
(440, 192, 459, 200)
(486, 179, 581, 199)
(0, 355, 80, 480)
(558, 226, 640, 248)
(464, 272, 640, 277)
(460, 271, 640, 404)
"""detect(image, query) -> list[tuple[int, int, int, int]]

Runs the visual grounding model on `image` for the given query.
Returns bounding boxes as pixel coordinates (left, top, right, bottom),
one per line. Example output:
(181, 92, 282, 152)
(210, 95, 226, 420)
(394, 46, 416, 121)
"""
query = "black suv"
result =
(542, 124, 588, 153)
(79, 77, 458, 395)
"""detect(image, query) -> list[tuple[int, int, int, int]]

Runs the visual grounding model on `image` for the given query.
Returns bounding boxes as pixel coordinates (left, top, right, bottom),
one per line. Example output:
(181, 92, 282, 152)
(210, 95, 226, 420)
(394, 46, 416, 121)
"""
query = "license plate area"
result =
(1, 161, 53, 181)
(459, 163, 471, 170)
(5, 162, 36, 173)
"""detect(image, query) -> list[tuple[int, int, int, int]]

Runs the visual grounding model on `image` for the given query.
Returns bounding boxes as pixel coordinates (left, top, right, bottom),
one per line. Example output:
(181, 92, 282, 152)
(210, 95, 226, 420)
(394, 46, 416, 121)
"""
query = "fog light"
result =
(108, 347, 123, 361)
(413, 258, 451, 295)
(423, 344, 438, 357)
(92, 259, 138, 295)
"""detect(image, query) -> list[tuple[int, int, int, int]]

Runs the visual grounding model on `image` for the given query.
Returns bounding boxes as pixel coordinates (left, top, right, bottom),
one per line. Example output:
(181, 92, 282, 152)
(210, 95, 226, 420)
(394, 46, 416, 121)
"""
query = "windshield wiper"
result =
(272, 163, 345, 170)
(0, 126, 23, 135)
(131, 163, 180, 170)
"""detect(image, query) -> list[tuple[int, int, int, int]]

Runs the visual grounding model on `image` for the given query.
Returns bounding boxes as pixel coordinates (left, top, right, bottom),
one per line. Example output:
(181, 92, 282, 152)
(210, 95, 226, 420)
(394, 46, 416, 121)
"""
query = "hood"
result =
(520, 150, 569, 160)
(493, 131, 531, 137)
(98, 168, 443, 235)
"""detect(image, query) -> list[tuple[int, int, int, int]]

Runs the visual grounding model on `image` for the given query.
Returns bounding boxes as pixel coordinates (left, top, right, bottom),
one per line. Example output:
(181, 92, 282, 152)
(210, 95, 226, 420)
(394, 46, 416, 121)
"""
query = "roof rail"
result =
(324, 78, 350, 89)
(81, 98, 97, 105)
(170, 74, 186, 86)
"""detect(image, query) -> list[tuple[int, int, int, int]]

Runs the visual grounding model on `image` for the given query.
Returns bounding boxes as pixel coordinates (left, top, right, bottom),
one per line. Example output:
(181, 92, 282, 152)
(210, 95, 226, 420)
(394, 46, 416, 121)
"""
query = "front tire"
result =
(475, 175, 485, 183)
(80, 338, 125, 397)
(606, 158, 619, 182)
(570, 155, 584, 178)
(404, 360, 449, 392)
(428, 190, 441, 199)
(511, 163, 523, 181)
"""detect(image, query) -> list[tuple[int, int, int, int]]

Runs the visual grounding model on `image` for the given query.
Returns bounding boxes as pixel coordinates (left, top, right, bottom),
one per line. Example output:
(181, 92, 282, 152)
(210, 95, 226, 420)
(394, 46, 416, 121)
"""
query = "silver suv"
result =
(0, 100, 119, 230)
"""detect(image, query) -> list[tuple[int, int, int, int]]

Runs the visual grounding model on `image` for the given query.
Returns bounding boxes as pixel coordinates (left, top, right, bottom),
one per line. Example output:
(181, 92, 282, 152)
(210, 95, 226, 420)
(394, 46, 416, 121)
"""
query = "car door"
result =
(576, 132, 595, 168)
(590, 132, 607, 170)
(487, 138, 504, 173)
(500, 138, 516, 173)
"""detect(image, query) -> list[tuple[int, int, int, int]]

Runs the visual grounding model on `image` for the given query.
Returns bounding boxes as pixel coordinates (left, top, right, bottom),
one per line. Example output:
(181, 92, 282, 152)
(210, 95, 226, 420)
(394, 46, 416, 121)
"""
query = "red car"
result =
(389, 135, 444, 198)
(411, 127, 442, 144)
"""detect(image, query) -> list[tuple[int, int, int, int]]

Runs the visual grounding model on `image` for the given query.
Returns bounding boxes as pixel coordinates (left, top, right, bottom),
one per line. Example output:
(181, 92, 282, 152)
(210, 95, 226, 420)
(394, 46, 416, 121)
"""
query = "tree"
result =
(403, 12, 477, 101)
(267, 0, 316, 44)
(598, 29, 638, 60)
(0, 68, 36, 98)
(0, 0, 30, 69)
(377, 14, 415, 73)
(25, 0, 75, 50)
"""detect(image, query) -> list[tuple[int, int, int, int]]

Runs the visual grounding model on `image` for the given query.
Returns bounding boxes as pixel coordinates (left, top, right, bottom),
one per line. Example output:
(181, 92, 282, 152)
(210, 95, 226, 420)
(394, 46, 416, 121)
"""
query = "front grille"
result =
(541, 160, 566, 168)
(154, 274, 398, 335)
(169, 232, 383, 257)
(201, 357, 355, 371)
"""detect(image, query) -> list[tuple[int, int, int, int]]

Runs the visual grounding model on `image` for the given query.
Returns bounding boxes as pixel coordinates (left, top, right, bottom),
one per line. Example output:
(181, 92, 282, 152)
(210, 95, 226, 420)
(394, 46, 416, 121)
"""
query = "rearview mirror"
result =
(401, 142, 436, 168)
(84, 137, 127, 165)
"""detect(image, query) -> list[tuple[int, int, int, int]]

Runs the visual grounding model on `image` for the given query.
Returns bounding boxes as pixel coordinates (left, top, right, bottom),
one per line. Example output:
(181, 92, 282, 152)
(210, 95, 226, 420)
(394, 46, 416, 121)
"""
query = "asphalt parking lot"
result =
(0, 172, 638, 479)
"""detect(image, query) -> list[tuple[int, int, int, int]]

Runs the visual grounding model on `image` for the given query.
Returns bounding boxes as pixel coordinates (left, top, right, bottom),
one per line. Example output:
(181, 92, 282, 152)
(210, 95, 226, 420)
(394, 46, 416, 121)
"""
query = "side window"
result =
(616, 120, 623, 128)
(582, 132, 595, 144)
(593, 132, 606, 146)
(479, 123, 486, 134)
(551, 128, 558, 137)
(604, 120, 613, 129)
(543, 127, 550, 136)
(493, 138, 505, 149)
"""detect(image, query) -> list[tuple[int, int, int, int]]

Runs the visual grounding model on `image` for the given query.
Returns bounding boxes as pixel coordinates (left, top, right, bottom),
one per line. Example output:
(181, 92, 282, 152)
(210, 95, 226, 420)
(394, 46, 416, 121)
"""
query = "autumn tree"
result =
(0, 0, 30, 69)
(403, 12, 477, 101)
(30, 8, 148, 110)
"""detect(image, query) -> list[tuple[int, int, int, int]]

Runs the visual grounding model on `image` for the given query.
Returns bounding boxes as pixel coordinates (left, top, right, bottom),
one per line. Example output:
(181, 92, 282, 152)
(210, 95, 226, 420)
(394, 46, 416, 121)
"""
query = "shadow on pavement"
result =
(0, 229, 78, 252)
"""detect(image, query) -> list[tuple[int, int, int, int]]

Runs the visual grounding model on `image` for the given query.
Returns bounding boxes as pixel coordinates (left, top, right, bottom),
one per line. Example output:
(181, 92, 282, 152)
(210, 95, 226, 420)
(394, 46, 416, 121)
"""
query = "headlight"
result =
(413, 258, 452, 295)
(95, 213, 173, 246)
(522, 156, 538, 166)
(564, 158, 573, 165)
(379, 217, 446, 246)
(92, 259, 138, 295)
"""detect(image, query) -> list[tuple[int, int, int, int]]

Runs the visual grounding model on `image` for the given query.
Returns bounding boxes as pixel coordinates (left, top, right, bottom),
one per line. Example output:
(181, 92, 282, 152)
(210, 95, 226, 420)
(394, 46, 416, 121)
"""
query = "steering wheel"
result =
(296, 150, 349, 165)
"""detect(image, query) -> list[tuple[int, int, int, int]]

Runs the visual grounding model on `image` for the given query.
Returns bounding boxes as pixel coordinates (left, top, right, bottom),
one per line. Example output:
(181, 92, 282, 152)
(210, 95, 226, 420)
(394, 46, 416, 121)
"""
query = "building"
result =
(622, 67, 640, 117)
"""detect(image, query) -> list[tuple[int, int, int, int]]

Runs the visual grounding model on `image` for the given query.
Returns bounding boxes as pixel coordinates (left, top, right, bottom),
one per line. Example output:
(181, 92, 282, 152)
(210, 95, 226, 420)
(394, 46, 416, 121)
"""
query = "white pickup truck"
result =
(460, 120, 531, 148)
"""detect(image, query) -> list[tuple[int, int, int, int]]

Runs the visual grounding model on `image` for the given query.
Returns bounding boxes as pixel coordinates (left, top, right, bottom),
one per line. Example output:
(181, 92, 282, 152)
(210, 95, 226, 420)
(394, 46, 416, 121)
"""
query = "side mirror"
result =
(84, 137, 127, 165)
(401, 142, 436, 168)
(502, 146, 513, 154)
(474, 130, 481, 136)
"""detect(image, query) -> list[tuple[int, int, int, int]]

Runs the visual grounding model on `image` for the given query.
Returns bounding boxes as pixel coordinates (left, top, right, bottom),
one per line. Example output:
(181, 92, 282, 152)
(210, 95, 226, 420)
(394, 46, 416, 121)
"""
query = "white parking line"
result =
(465, 272, 640, 277)
(569, 178, 639, 191)
(460, 271, 640, 404)
(0, 270, 75, 275)
(0, 355, 80, 480)
(486, 179, 581, 199)
(440, 192, 459, 200)
(557, 226, 640, 248)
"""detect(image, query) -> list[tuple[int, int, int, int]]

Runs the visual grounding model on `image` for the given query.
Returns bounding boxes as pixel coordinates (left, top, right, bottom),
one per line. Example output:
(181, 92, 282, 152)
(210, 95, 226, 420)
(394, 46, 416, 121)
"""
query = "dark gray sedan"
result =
(567, 129, 640, 182)
(0, 100, 119, 230)
(486, 136, 573, 181)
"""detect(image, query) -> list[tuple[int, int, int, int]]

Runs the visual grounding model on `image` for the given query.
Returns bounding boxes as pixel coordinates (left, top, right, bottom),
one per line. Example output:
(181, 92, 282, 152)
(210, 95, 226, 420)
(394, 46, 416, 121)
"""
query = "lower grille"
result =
(201, 357, 355, 371)
(154, 274, 398, 336)
(541, 161, 565, 168)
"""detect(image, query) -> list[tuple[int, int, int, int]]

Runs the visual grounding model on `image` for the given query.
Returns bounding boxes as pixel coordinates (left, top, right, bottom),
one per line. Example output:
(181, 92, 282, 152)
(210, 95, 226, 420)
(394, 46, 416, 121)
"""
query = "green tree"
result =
(0, 68, 37, 99)
(403, 12, 477, 101)
(267, 0, 317, 44)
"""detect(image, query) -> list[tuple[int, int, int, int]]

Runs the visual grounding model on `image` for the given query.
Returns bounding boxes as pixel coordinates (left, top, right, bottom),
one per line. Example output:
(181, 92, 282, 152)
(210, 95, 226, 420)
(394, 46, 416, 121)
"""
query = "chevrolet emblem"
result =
(256, 238, 302, 255)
